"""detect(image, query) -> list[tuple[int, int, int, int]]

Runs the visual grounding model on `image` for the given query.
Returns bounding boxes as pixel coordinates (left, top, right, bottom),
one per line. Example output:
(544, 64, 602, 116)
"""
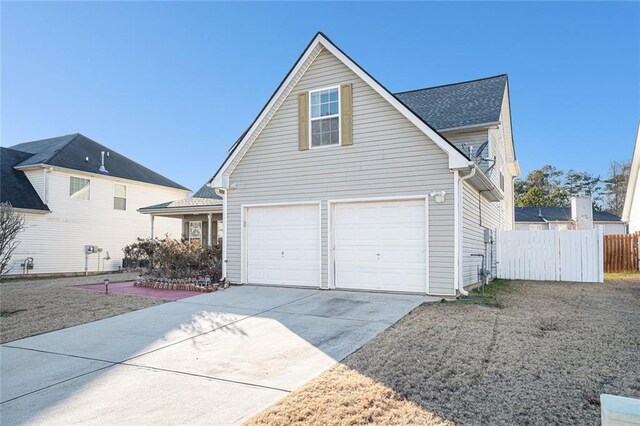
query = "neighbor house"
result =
(1, 133, 190, 275)
(622, 122, 640, 232)
(515, 198, 626, 235)
(207, 33, 519, 296)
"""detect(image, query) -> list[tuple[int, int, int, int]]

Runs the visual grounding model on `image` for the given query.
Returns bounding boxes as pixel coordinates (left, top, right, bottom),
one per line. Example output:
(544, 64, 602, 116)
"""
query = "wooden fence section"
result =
(604, 233, 639, 273)
(497, 228, 604, 283)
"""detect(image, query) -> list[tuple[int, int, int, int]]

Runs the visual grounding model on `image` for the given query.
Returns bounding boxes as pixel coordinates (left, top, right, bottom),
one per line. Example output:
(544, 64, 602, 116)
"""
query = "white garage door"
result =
(246, 204, 320, 287)
(333, 199, 427, 293)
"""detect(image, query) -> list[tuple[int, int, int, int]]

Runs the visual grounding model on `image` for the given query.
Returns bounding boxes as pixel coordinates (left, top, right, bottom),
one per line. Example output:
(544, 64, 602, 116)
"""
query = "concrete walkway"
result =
(0, 286, 432, 425)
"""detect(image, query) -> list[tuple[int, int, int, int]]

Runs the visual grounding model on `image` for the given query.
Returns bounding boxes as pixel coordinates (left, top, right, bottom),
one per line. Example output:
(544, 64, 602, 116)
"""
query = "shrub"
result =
(122, 237, 222, 282)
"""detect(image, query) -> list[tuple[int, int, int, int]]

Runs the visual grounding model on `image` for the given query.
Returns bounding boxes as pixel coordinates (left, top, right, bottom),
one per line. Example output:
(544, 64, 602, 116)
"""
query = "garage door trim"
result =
(328, 195, 429, 293)
(241, 201, 322, 287)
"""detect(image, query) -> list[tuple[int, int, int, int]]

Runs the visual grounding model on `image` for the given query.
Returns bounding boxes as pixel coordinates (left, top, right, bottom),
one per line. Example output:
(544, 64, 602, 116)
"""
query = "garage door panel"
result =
(246, 204, 320, 287)
(333, 199, 427, 293)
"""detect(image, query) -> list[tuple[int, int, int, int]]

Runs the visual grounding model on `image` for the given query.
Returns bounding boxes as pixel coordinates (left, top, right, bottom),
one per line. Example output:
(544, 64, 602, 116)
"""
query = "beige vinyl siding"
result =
(489, 87, 516, 230)
(461, 181, 500, 286)
(8, 170, 188, 275)
(444, 130, 488, 159)
(225, 48, 456, 295)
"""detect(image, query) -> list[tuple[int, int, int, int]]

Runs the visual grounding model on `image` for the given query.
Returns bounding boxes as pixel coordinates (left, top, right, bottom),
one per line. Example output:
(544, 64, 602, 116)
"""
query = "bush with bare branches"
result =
(122, 237, 222, 282)
(0, 203, 26, 277)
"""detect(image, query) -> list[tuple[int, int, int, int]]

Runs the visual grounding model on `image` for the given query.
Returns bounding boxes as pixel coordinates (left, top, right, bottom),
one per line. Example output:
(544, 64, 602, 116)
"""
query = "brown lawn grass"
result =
(248, 276, 640, 425)
(0, 273, 163, 343)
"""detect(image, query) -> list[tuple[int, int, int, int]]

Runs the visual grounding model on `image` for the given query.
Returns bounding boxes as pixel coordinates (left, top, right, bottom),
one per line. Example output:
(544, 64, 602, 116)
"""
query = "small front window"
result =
(189, 221, 202, 247)
(114, 184, 127, 210)
(69, 176, 90, 200)
(310, 87, 340, 147)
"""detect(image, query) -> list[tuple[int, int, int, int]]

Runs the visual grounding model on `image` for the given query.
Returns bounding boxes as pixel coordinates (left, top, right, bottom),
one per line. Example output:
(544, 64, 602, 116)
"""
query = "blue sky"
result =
(2, 2, 639, 191)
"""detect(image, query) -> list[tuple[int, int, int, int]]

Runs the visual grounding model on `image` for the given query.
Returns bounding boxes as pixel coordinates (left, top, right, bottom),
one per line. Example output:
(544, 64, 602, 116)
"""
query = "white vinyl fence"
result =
(497, 228, 604, 283)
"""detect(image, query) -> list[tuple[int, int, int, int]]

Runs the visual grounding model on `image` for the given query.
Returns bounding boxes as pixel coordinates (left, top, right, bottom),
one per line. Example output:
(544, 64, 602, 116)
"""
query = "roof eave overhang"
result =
(15, 164, 190, 193)
(14, 207, 51, 214)
(212, 32, 470, 188)
(464, 164, 504, 202)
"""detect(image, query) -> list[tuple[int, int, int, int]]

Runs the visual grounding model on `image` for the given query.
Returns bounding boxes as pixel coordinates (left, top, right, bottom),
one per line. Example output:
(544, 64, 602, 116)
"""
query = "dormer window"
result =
(310, 87, 340, 147)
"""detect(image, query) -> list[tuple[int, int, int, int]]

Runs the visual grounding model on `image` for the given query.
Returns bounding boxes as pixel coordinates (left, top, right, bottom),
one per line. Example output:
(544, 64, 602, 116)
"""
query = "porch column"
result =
(150, 215, 155, 238)
(207, 213, 213, 247)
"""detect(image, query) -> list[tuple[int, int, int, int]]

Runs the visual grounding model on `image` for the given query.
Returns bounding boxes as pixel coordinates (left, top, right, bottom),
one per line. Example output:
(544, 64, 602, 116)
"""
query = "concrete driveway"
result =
(0, 286, 430, 425)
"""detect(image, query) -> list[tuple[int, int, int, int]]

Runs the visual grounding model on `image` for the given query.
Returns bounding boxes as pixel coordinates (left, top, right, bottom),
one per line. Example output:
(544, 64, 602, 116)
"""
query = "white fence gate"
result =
(496, 228, 604, 283)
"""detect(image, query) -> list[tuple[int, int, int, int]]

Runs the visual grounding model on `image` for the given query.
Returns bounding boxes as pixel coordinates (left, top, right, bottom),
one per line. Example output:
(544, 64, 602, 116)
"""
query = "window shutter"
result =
(298, 92, 309, 151)
(340, 83, 353, 146)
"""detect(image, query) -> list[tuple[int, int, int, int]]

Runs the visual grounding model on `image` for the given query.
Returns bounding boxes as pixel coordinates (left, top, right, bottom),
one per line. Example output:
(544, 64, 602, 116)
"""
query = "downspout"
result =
(457, 166, 477, 296)
(214, 187, 227, 281)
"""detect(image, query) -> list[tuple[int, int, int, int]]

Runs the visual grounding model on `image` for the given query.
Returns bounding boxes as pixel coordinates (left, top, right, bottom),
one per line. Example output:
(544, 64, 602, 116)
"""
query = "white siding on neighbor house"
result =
(515, 222, 549, 231)
(24, 169, 47, 203)
(461, 181, 499, 286)
(9, 169, 188, 275)
(601, 223, 627, 235)
(225, 48, 456, 295)
(516, 221, 626, 235)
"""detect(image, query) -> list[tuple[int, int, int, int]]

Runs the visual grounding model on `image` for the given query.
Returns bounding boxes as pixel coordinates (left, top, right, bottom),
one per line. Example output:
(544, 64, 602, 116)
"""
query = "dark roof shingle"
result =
(394, 75, 508, 131)
(0, 147, 50, 212)
(515, 207, 622, 223)
(9, 133, 188, 190)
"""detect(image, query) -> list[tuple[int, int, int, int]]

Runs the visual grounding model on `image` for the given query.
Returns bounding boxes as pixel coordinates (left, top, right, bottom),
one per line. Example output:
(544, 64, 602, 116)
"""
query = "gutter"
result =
(213, 186, 228, 280)
(456, 167, 476, 296)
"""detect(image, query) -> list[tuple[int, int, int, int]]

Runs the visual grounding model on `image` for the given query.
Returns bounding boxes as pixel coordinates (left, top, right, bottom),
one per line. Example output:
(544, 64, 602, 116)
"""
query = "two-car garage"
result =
(243, 198, 428, 293)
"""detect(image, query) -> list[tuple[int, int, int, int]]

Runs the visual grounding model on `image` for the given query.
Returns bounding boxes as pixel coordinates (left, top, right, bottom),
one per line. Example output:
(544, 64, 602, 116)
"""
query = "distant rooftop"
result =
(9, 133, 188, 191)
(515, 207, 623, 223)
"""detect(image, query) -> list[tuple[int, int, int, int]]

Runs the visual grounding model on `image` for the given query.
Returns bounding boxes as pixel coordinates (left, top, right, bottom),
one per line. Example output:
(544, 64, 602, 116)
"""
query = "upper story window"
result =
(310, 87, 340, 147)
(69, 176, 90, 200)
(114, 184, 127, 210)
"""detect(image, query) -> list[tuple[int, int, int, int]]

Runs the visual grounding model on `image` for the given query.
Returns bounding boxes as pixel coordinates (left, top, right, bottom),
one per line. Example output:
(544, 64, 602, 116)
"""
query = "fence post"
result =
(598, 226, 604, 283)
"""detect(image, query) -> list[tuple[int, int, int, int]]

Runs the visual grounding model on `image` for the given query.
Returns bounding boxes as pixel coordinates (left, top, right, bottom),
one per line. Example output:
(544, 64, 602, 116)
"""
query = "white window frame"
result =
(69, 176, 90, 201)
(309, 85, 341, 149)
(113, 184, 127, 211)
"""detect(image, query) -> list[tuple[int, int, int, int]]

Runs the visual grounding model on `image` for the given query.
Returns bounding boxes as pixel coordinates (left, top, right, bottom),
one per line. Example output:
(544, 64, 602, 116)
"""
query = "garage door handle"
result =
(281, 251, 285, 257)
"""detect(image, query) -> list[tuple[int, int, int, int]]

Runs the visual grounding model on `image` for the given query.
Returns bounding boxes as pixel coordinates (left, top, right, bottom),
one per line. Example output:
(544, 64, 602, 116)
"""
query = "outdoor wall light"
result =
(429, 191, 447, 204)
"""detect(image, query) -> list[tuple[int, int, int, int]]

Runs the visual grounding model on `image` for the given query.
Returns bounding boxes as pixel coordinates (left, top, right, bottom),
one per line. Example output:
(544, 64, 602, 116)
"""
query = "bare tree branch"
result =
(0, 203, 26, 277)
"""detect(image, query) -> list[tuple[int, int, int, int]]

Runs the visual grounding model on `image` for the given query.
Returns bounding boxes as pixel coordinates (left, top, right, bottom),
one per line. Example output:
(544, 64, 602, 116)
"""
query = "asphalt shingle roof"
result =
(515, 207, 622, 223)
(394, 75, 508, 131)
(9, 133, 188, 190)
(140, 182, 221, 211)
(0, 147, 50, 212)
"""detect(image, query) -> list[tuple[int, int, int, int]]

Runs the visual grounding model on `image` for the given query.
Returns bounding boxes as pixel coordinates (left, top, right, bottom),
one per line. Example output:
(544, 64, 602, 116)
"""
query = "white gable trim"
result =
(213, 33, 470, 188)
(622, 122, 640, 221)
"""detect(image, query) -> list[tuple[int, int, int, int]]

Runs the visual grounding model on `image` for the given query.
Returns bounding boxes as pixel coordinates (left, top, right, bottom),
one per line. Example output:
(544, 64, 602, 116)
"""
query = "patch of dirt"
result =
(248, 277, 640, 425)
(0, 273, 164, 343)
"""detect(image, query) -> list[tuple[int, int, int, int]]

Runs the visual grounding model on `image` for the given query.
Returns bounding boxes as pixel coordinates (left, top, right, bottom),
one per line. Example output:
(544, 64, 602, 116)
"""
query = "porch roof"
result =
(139, 182, 223, 216)
(138, 197, 222, 216)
